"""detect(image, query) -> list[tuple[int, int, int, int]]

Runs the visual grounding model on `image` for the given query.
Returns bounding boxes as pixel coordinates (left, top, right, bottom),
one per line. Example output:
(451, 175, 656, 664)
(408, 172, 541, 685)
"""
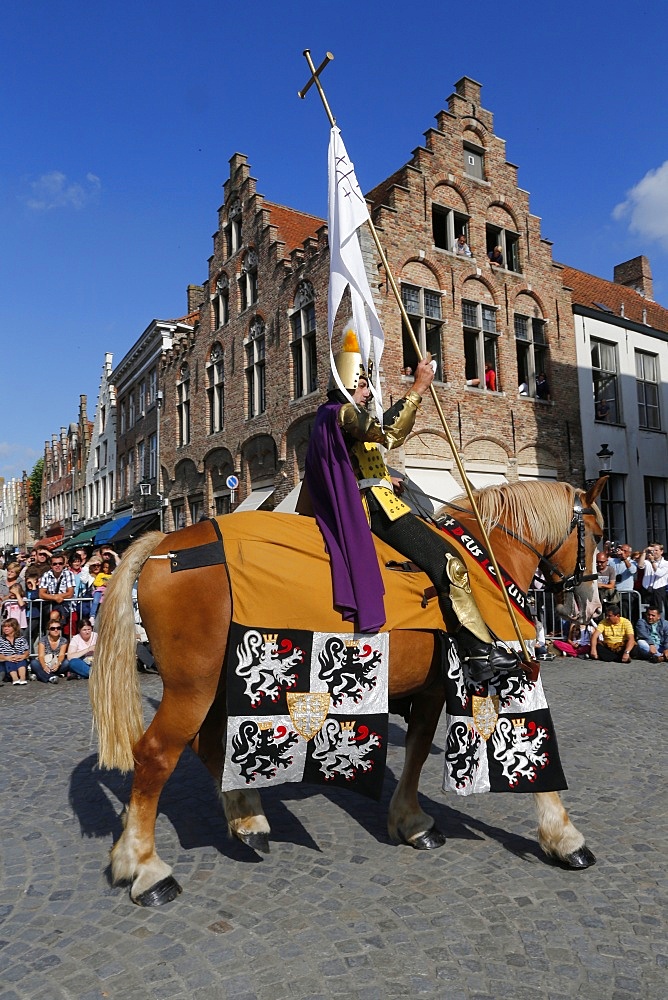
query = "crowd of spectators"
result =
(0, 544, 120, 687)
(550, 537, 668, 663)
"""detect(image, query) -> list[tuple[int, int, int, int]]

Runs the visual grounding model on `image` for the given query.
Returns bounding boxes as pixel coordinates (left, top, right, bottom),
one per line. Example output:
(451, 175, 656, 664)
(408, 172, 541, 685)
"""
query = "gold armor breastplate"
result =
(351, 441, 411, 522)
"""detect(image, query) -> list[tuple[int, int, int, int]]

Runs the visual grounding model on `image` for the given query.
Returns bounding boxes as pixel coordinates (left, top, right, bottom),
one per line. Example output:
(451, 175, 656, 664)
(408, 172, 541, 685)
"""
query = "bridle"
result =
(443, 492, 600, 595)
(502, 495, 600, 594)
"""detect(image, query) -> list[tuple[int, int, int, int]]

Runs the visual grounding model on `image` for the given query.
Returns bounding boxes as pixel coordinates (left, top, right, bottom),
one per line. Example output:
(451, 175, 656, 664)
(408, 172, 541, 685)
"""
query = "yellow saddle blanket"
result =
(215, 512, 534, 640)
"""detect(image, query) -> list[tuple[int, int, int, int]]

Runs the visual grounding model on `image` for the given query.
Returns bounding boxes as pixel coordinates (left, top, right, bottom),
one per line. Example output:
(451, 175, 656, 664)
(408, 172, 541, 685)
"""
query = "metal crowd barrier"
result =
(528, 587, 644, 638)
(2, 596, 94, 655)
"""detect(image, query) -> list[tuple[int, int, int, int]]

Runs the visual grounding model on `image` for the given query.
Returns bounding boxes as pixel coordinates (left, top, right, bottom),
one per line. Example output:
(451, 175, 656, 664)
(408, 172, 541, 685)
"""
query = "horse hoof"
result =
(133, 875, 183, 907)
(238, 831, 270, 855)
(562, 845, 597, 869)
(400, 826, 446, 851)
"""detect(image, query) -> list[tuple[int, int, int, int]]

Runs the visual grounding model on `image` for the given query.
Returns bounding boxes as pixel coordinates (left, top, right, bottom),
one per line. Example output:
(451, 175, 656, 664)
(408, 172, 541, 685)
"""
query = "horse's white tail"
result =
(89, 531, 165, 772)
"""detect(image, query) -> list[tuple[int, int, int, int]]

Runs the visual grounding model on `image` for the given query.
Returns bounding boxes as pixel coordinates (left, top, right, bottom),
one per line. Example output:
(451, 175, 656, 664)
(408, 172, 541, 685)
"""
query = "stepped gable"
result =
(559, 264, 668, 334)
(262, 201, 324, 253)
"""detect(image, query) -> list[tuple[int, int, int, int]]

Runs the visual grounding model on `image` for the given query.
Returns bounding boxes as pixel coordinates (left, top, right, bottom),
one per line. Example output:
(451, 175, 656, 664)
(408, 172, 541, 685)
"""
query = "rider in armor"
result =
(303, 330, 520, 682)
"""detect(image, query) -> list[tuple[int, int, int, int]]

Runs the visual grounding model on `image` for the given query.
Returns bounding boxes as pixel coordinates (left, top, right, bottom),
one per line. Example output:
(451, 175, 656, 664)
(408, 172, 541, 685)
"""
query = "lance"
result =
(299, 49, 531, 662)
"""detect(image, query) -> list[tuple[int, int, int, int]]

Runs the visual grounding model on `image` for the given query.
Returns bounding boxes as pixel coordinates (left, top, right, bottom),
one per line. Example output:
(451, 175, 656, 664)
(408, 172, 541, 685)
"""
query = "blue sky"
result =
(2, 0, 667, 482)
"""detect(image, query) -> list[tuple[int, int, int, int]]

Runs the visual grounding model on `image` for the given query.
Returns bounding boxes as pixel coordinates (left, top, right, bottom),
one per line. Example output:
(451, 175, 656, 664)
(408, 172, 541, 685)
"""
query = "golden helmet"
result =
(330, 328, 369, 392)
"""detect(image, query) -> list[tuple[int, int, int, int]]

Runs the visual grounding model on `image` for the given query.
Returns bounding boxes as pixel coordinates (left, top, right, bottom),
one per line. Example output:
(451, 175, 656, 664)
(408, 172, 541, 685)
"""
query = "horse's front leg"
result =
(534, 791, 596, 869)
(388, 676, 447, 850)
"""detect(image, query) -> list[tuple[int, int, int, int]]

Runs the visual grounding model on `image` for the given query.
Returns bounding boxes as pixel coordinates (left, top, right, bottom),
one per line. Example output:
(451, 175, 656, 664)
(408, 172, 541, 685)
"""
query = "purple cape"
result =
(305, 402, 386, 632)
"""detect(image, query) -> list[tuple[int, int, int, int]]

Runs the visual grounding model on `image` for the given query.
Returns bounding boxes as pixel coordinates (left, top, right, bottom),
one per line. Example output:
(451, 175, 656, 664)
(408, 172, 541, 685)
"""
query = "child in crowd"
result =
(0, 617, 30, 685)
(89, 558, 114, 623)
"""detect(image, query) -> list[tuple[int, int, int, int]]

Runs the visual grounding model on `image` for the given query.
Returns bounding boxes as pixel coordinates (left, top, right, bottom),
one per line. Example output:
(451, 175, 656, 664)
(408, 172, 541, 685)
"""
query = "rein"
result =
(444, 493, 598, 594)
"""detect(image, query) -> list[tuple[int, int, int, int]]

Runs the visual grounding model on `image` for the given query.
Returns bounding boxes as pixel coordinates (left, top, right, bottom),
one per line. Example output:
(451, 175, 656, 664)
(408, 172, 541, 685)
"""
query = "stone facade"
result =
(40, 396, 91, 545)
(158, 78, 583, 524)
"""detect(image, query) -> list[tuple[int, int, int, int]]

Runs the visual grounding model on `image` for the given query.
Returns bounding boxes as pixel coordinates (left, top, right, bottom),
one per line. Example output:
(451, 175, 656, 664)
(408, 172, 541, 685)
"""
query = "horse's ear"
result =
(585, 476, 608, 505)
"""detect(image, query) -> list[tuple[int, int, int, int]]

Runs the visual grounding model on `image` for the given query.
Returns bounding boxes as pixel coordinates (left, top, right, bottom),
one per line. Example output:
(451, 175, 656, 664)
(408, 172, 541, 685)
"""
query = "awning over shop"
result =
(94, 515, 133, 545)
(109, 512, 160, 544)
(34, 535, 64, 550)
(273, 483, 303, 513)
(232, 487, 275, 513)
(63, 526, 104, 549)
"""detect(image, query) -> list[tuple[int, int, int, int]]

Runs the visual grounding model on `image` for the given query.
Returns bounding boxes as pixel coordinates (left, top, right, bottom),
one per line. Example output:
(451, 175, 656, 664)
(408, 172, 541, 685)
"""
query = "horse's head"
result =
(547, 478, 606, 625)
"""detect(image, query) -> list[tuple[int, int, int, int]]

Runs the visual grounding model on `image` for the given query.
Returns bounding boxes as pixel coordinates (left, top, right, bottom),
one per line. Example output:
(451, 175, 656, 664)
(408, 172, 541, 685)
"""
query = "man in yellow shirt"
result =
(590, 603, 636, 663)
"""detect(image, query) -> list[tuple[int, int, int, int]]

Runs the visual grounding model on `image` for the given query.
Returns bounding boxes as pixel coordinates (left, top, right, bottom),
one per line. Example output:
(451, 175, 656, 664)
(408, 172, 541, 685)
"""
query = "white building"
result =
(85, 353, 117, 525)
(561, 257, 668, 549)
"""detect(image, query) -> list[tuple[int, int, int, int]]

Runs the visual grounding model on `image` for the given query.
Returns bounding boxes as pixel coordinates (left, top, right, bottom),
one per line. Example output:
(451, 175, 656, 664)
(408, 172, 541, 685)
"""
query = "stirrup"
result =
(460, 644, 519, 684)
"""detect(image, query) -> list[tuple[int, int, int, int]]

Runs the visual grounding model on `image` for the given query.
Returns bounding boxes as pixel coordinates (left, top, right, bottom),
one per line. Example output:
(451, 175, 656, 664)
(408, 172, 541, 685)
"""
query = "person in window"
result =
(302, 328, 520, 683)
(454, 234, 472, 257)
(484, 362, 497, 391)
(536, 372, 550, 400)
(595, 397, 610, 421)
(518, 381, 529, 395)
(488, 245, 503, 267)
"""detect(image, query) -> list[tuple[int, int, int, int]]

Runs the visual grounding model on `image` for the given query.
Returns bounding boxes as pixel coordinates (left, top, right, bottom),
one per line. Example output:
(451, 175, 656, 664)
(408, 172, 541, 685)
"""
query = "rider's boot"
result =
(439, 554, 520, 683)
(455, 627, 520, 683)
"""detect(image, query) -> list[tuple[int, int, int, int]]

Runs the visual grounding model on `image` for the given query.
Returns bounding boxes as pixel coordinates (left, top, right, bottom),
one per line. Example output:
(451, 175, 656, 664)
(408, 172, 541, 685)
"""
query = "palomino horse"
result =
(90, 478, 605, 905)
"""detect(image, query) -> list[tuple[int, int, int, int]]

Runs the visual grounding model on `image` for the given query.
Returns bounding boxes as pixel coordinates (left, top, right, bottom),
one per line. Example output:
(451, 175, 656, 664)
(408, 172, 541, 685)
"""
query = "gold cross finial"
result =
(298, 49, 336, 126)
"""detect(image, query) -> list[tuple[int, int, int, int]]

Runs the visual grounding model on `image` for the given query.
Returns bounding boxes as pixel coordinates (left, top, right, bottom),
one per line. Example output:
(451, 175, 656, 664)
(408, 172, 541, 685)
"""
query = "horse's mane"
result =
(438, 481, 602, 549)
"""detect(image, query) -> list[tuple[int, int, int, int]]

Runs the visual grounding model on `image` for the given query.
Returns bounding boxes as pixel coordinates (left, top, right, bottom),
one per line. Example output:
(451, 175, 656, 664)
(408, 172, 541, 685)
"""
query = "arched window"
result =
(177, 362, 191, 446)
(212, 273, 229, 328)
(207, 343, 225, 434)
(245, 318, 266, 418)
(239, 249, 258, 312)
(290, 280, 317, 398)
(225, 198, 242, 257)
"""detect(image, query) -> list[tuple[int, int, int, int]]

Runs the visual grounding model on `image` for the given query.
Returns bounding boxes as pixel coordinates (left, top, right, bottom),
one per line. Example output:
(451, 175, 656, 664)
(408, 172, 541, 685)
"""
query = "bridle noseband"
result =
(536, 496, 599, 594)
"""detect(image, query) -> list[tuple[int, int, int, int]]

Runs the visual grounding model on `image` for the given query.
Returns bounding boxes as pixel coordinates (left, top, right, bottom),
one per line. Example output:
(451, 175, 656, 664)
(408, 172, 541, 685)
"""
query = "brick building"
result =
(40, 396, 92, 547)
(157, 77, 583, 525)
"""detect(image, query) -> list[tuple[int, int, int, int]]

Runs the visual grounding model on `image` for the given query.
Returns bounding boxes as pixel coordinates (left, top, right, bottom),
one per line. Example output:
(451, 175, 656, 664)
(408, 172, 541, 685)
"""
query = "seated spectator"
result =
(90, 557, 114, 623)
(590, 603, 636, 662)
(634, 607, 668, 662)
(484, 362, 497, 391)
(596, 552, 617, 600)
(0, 618, 30, 685)
(66, 618, 98, 678)
(488, 245, 503, 267)
(553, 621, 595, 658)
(33, 620, 69, 683)
(454, 234, 472, 257)
(535, 372, 551, 400)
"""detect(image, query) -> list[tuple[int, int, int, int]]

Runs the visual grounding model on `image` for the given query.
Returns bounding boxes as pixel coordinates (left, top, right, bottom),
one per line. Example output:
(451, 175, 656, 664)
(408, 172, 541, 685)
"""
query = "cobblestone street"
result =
(0, 659, 665, 999)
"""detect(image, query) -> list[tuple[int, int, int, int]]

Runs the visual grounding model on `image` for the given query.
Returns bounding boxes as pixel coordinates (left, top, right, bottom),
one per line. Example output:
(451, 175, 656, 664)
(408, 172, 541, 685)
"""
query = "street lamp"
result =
(597, 443, 614, 476)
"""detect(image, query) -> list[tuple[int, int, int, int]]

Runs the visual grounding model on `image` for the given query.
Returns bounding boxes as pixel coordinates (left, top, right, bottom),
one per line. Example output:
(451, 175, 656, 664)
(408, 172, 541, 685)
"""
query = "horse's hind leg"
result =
(195, 692, 271, 855)
(388, 676, 447, 850)
(111, 684, 219, 905)
(534, 791, 596, 869)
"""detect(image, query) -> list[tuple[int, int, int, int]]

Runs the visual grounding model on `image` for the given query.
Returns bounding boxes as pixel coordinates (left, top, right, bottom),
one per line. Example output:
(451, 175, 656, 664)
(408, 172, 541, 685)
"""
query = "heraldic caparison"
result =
(302, 328, 520, 683)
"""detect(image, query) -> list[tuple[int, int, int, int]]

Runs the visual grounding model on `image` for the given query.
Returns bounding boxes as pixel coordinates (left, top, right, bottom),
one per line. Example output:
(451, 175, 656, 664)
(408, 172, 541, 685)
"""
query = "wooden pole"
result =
(299, 50, 530, 661)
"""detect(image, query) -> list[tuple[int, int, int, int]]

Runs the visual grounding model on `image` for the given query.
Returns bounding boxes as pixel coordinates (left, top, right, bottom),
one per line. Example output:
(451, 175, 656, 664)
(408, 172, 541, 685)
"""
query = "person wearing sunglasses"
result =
(33, 621, 69, 683)
(38, 553, 76, 628)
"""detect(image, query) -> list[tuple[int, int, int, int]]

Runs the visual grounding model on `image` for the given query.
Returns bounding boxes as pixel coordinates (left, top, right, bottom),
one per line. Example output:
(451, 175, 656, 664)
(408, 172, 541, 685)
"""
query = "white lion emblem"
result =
(235, 630, 304, 706)
(491, 717, 549, 786)
(311, 719, 381, 781)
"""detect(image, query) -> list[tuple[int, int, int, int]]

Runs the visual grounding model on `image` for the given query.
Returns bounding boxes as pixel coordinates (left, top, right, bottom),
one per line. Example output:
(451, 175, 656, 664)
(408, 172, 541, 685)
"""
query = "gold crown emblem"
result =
(512, 717, 526, 728)
(341, 720, 356, 731)
(344, 639, 359, 648)
(262, 633, 278, 644)
(257, 720, 274, 731)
